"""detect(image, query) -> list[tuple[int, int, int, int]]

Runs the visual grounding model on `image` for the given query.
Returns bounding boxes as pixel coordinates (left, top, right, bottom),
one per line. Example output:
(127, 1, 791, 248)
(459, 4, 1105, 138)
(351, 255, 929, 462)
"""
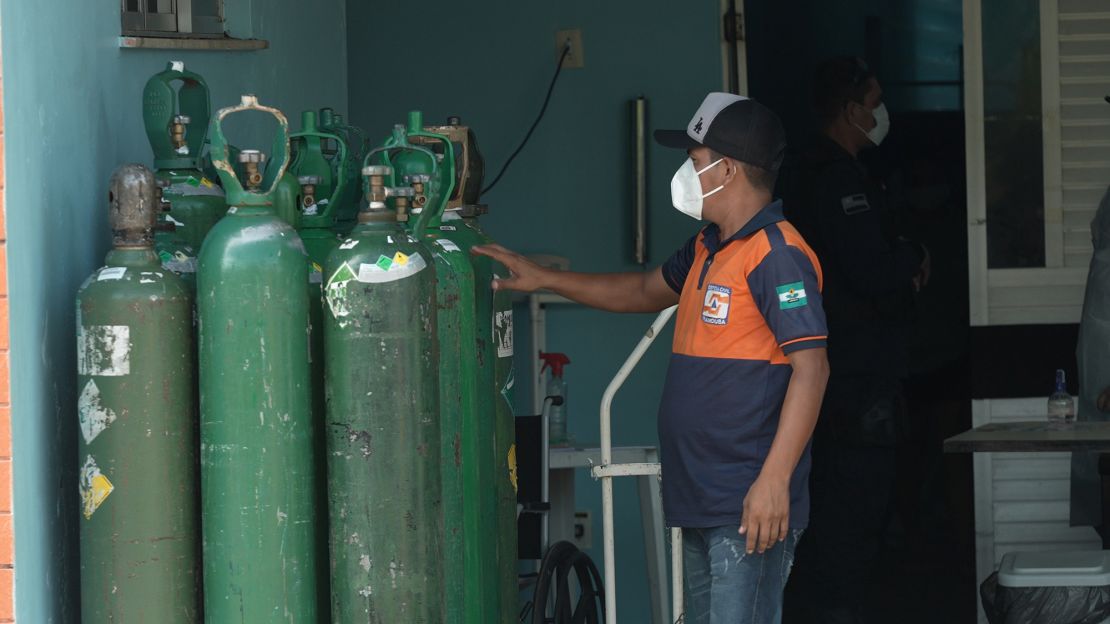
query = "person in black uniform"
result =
(781, 57, 929, 624)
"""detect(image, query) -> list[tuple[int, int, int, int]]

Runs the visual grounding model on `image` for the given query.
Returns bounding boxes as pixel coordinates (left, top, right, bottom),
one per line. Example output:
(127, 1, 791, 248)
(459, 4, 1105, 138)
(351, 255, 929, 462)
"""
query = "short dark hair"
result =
(708, 148, 777, 192)
(740, 162, 777, 192)
(813, 56, 875, 128)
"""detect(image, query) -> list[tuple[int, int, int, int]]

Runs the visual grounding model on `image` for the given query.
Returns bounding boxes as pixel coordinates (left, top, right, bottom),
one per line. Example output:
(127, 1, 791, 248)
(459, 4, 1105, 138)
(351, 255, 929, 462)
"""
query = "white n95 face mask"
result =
(670, 157, 725, 220)
(855, 102, 890, 146)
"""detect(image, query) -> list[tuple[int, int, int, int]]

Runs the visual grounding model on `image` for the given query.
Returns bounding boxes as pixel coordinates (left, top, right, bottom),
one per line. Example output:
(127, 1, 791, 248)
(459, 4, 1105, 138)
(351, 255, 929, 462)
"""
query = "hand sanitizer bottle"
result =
(1048, 369, 1076, 423)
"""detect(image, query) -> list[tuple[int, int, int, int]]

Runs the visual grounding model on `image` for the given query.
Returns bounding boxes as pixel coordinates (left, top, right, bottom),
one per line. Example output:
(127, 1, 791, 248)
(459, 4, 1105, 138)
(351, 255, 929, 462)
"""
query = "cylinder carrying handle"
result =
(208, 94, 291, 206)
(143, 60, 212, 168)
(290, 117, 349, 219)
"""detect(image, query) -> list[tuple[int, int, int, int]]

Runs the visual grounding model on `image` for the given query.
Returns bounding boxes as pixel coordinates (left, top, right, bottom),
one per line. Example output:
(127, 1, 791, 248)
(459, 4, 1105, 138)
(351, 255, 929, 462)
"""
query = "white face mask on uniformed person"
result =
(855, 102, 890, 146)
(670, 157, 725, 220)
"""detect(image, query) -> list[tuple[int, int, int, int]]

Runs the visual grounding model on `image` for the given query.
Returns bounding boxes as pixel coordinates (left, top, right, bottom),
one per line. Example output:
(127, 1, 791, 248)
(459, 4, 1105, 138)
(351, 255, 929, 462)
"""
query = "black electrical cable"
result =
(481, 44, 572, 197)
(528, 541, 604, 624)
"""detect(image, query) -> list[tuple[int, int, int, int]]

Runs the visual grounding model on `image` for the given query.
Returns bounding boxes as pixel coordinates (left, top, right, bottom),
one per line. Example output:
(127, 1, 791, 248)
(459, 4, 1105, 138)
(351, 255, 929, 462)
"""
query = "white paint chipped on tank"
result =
(359, 585, 373, 598)
(360, 554, 371, 572)
(78, 379, 117, 444)
(77, 325, 131, 376)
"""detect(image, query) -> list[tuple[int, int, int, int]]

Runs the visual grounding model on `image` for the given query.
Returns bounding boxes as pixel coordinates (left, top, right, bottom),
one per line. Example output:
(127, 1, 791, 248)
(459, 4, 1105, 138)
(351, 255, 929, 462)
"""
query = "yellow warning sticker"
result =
(201, 177, 216, 188)
(80, 455, 114, 519)
(393, 251, 410, 266)
(508, 444, 518, 493)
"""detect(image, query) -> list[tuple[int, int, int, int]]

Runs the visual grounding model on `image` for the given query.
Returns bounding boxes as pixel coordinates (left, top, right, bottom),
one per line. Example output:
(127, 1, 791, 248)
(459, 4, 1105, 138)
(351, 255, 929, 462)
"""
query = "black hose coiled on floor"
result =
(523, 541, 605, 624)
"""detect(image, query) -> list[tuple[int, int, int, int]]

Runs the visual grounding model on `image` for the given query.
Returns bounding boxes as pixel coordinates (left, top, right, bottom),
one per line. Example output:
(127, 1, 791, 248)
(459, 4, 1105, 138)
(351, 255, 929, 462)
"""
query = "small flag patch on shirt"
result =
(776, 282, 807, 309)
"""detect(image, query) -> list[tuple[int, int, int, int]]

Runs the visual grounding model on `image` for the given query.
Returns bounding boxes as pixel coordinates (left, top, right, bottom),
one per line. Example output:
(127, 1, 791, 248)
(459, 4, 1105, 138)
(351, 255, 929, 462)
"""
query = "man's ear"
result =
(722, 158, 737, 183)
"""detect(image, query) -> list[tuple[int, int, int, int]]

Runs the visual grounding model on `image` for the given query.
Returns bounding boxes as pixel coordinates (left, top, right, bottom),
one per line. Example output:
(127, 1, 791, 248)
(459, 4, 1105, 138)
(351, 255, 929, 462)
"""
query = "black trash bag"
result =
(981, 571, 1110, 624)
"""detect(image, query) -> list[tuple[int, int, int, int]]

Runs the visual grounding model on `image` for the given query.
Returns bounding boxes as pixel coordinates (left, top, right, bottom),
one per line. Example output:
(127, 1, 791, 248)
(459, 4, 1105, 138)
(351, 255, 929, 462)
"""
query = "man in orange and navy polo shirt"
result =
(474, 93, 829, 624)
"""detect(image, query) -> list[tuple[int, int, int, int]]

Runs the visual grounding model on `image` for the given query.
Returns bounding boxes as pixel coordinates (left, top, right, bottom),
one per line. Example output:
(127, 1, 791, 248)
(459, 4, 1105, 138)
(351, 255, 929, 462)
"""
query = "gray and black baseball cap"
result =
(654, 92, 787, 172)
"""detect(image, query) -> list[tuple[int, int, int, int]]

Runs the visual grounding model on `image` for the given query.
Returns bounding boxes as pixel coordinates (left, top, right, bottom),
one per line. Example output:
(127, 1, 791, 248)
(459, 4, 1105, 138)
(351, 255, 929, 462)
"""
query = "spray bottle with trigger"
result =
(540, 352, 571, 445)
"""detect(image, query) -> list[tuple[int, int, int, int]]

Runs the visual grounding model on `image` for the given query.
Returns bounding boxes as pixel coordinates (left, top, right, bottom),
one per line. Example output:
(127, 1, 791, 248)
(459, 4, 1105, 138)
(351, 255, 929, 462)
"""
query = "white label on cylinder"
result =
(494, 310, 514, 358)
(77, 325, 131, 376)
(436, 239, 461, 253)
(356, 254, 428, 284)
(79, 455, 114, 519)
(78, 379, 117, 444)
(98, 267, 127, 281)
(171, 60, 185, 72)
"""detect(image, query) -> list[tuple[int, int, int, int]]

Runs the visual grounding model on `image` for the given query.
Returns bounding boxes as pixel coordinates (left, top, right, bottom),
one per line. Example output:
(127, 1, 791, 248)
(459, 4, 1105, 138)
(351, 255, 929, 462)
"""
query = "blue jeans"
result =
(682, 525, 803, 624)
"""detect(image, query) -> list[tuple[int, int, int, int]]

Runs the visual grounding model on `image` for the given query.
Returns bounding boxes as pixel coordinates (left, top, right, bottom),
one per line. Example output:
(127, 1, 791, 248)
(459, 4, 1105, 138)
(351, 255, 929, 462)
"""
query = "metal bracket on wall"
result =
(723, 9, 745, 43)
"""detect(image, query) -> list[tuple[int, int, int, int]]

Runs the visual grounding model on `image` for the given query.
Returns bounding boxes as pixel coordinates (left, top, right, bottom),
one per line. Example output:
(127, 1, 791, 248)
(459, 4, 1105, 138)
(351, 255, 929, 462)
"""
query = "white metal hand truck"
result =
(590, 305, 682, 624)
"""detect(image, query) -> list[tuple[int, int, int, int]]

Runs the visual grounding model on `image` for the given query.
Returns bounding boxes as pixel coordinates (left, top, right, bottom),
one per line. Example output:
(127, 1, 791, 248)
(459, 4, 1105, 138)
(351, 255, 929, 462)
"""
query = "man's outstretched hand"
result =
(471, 244, 550, 293)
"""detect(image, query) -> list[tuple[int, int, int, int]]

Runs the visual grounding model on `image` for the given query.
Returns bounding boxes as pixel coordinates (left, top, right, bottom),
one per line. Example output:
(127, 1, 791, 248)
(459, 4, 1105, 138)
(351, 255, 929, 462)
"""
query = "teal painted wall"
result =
(0, 1, 348, 620)
(346, 1, 723, 620)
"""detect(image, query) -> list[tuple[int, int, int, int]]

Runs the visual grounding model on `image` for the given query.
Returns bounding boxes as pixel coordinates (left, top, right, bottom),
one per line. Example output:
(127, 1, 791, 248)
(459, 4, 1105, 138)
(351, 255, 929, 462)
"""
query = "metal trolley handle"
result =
(590, 305, 682, 624)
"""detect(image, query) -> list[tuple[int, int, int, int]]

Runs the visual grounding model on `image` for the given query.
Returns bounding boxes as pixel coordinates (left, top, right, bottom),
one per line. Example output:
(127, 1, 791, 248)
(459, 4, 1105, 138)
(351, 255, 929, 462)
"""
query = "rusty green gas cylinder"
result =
(438, 210, 518, 623)
(324, 165, 443, 623)
(197, 95, 320, 622)
(77, 163, 198, 623)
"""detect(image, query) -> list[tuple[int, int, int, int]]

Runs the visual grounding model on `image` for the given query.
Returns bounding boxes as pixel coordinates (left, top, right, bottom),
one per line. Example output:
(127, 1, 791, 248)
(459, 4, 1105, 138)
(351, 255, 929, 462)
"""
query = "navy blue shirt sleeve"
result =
(746, 245, 828, 354)
(661, 232, 699, 294)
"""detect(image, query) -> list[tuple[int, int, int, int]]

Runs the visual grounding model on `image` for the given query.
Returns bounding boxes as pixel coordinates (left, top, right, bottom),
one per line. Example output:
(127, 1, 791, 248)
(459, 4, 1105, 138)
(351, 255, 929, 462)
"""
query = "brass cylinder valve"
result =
(171, 114, 191, 151)
(362, 165, 393, 209)
(404, 174, 431, 210)
(238, 149, 266, 190)
(389, 187, 415, 222)
(298, 175, 322, 210)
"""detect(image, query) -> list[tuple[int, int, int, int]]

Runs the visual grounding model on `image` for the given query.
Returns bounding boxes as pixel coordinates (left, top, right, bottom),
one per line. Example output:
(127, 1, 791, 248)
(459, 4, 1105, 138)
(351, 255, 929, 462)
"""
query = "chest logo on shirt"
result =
(702, 284, 731, 325)
(776, 281, 808, 310)
(841, 193, 871, 215)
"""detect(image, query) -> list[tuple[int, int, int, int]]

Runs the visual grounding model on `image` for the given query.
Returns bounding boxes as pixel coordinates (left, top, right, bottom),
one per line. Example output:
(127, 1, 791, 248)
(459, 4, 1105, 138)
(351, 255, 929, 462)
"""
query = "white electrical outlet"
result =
(573, 510, 593, 550)
(556, 29, 584, 69)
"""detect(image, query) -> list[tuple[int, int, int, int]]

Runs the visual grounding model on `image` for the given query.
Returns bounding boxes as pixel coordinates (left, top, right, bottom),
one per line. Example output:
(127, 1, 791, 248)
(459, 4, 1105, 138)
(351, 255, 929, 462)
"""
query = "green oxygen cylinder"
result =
(371, 120, 489, 624)
(425, 116, 518, 624)
(323, 164, 443, 623)
(320, 108, 368, 235)
(197, 94, 321, 622)
(76, 163, 198, 623)
(290, 110, 349, 418)
(142, 60, 227, 249)
(290, 113, 349, 620)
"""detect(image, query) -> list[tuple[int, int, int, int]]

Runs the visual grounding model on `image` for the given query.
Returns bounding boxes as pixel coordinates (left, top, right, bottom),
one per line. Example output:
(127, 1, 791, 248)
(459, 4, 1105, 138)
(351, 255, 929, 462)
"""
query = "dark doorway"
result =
(744, 1, 976, 621)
